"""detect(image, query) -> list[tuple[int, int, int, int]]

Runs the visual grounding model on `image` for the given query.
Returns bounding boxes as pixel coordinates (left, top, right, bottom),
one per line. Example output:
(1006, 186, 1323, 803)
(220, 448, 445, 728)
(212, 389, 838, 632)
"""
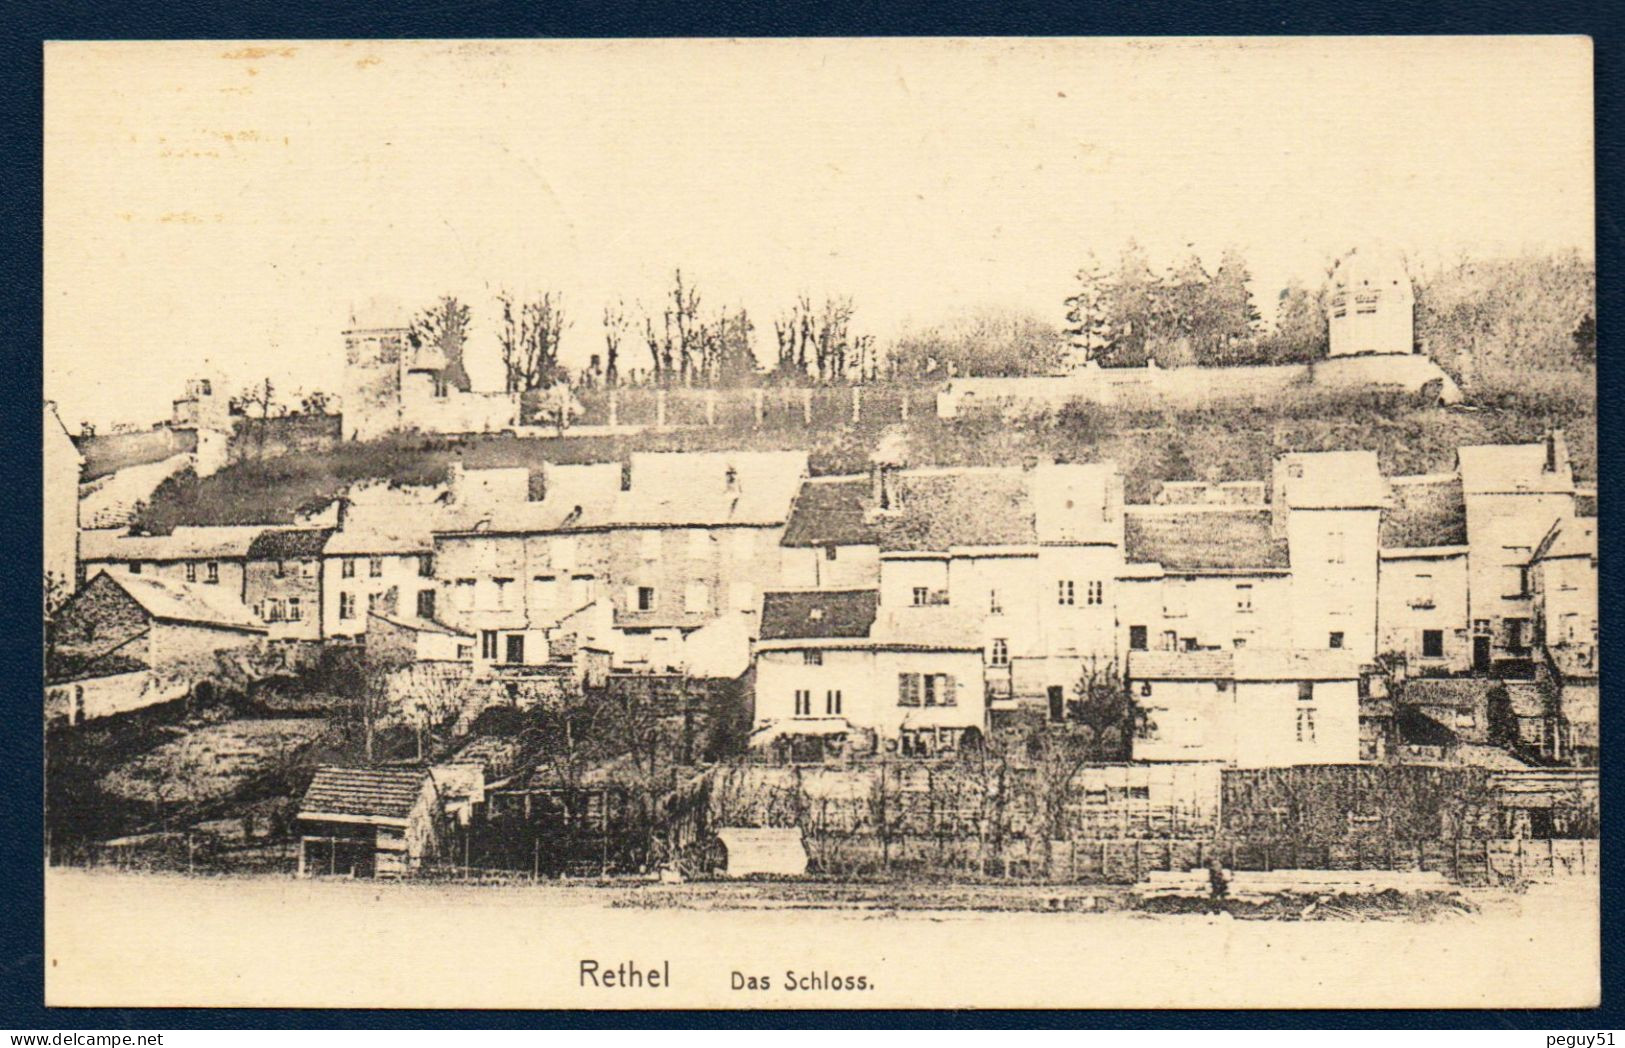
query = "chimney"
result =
(1545, 430, 1568, 475)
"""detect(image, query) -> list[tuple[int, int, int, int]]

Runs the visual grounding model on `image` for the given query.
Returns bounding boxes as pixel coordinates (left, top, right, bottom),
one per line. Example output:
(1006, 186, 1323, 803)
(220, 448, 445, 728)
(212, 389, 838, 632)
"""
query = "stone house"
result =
(1378, 473, 1471, 673)
(1127, 648, 1362, 767)
(752, 588, 987, 757)
(79, 525, 264, 608)
(46, 571, 265, 725)
(244, 528, 334, 644)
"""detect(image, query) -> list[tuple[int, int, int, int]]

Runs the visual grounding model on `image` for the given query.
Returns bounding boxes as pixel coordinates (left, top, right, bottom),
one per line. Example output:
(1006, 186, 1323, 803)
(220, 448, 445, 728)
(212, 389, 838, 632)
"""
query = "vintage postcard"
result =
(43, 37, 1597, 1009)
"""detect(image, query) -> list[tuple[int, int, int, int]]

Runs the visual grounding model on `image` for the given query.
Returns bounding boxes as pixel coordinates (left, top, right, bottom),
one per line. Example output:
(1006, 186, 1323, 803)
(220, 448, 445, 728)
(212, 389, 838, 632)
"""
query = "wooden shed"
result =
(297, 766, 441, 878)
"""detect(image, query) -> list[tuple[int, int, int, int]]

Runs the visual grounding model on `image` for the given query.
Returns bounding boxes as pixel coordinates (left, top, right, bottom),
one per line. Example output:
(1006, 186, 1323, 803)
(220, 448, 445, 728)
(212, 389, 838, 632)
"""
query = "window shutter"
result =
(944, 674, 958, 707)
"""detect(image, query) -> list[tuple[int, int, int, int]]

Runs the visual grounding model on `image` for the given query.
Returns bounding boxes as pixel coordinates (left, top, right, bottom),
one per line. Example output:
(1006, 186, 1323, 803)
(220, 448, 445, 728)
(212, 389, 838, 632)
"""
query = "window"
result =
(1129, 625, 1148, 651)
(898, 673, 921, 707)
(804, 650, 822, 666)
(272, 560, 284, 578)
(1235, 583, 1253, 613)
(264, 598, 283, 623)
(205, 561, 219, 584)
(129, 561, 143, 575)
(1057, 580, 1076, 606)
(367, 592, 382, 615)
(1162, 630, 1179, 652)
(455, 578, 476, 610)
(1233, 637, 1247, 649)
(432, 374, 449, 398)
(794, 689, 812, 717)
(1506, 618, 1529, 651)
(1296, 708, 1317, 744)
(990, 638, 1009, 666)
(1086, 580, 1103, 606)
(416, 589, 436, 619)
(1328, 632, 1344, 649)
(916, 673, 955, 707)
(494, 577, 514, 609)
(369, 557, 383, 578)
(824, 545, 838, 562)
(1297, 681, 1314, 703)
(638, 586, 655, 612)
(505, 634, 525, 664)
(1473, 618, 1491, 635)
(457, 644, 473, 659)
(185, 562, 197, 583)
(825, 690, 843, 716)
(912, 586, 929, 607)
(1422, 629, 1444, 658)
(418, 554, 434, 578)
(989, 589, 1003, 615)
(301, 559, 316, 579)
(341, 558, 355, 579)
(1140, 681, 1153, 697)
(339, 592, 356, 619)
(684, 582, 710, 613)
(288, 597, 302, 622)
(481, 630, 499, 660)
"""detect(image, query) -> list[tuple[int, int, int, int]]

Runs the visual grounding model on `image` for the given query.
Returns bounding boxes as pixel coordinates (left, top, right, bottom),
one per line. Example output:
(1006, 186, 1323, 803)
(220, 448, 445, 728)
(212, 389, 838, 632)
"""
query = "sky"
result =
(44, 37, 1594, 430)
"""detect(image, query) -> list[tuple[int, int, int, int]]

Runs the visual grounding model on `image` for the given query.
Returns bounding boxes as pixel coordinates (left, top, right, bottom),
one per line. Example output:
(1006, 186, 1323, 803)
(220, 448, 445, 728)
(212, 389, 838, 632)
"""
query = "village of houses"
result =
(42, 249, 1599, 896)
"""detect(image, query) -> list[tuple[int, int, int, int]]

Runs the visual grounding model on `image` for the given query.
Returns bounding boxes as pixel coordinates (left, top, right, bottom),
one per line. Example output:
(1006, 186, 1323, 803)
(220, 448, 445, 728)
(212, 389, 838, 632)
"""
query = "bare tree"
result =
(498, 291, 569, 393)
(602, 301, 628, 388)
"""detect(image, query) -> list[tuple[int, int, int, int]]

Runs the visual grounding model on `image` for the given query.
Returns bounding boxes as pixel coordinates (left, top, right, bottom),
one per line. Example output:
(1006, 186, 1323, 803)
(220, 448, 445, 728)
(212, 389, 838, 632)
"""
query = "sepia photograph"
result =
(41, 36, 1598, 1010)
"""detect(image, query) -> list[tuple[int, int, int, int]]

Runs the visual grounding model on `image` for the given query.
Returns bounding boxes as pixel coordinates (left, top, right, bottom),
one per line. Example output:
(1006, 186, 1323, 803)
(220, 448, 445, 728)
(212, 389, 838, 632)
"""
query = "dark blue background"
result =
(3, 0, 1617, 1028)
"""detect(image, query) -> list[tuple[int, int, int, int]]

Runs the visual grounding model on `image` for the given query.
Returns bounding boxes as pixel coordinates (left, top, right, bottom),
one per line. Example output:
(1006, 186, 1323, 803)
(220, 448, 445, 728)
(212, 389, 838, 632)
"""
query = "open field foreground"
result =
(46, 867, 1597, 1009)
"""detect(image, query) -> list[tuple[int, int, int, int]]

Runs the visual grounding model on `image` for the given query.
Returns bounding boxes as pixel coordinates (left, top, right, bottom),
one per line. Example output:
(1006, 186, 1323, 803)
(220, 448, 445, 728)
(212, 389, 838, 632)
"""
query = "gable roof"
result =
(876, 468, 1036, 551)
(1123, 508, 1288, 572)
(782, 477, 879, 548)
(300, 766, 431, 822)
(1382, 475, 1467, 549)
(80, 525, 265, 563)
(247, 528, 333, 560)
(91, 571, 266, 632)
(368, 610, 474, 638)
(759, 589, 879, 641)
(1533, 518, 1596, 562)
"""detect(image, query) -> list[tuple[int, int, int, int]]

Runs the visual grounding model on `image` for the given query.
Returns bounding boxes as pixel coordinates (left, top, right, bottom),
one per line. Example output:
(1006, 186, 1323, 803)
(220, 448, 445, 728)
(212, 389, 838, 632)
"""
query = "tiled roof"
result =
(876, 469, 1036, 552)
(1400, 677, 1487, 710)
(81, 525, 266, 563)
(782, 477, 878, 548)
(247, 528, 333, 560)
(759, 589, 879, 641)
(1382, 475, 1467, 548)
(1123, 508, 1288, 571)
(107, 572, 266, 632)
(299, 766, 429, 822)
